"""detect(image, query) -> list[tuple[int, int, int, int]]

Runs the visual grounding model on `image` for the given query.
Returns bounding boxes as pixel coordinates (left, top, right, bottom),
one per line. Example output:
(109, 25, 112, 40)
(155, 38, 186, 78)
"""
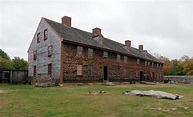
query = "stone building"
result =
(28, 16, 164, 84)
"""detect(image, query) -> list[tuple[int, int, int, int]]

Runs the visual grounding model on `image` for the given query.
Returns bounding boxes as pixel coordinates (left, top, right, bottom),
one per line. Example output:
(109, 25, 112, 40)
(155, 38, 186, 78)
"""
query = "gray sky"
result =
(0, 0, 193, 60)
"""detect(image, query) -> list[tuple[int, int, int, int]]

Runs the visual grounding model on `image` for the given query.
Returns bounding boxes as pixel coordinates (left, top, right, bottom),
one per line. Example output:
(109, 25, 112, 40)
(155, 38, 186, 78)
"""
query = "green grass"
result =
(0, 84, 193, 117)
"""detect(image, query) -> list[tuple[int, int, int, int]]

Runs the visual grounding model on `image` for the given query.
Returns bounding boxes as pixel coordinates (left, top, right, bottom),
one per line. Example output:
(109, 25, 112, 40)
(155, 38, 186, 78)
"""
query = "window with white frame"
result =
(88, 48, 93, 57)
(137, 59, 140, 64)
(77, 46, 83, 55)
(124, 56, 127, 62)
(77, 65, 83, 76)
(152, 62, 154, 67)
(117, 54, 121, 61)
(103, 51, 108, 58)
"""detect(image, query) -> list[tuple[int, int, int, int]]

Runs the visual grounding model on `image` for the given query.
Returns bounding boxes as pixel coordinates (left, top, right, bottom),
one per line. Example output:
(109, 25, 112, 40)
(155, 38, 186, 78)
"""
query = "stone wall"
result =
(62, 43, 163, 82)
(164, 76, 193, 84)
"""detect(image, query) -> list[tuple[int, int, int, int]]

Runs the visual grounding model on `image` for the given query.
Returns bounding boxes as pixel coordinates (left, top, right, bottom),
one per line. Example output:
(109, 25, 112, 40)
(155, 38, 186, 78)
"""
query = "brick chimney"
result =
(92, 27, 101, 36)
(62, 16, 71, 27)
(139, 45, 143, 51)
(125, 40, 131, 47)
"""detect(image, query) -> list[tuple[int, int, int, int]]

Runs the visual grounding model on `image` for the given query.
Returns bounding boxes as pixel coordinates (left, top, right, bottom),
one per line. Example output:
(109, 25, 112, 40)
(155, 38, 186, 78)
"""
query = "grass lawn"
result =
(0, 83, 193, 117)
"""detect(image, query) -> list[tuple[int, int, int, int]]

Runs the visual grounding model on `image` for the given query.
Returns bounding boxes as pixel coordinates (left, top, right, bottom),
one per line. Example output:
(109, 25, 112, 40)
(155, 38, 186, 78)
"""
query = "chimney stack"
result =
(92, 27, 101, 36)
(125, 40, 131, 47)
(62, 16, 71, 27)
(139, 45, 143, 51)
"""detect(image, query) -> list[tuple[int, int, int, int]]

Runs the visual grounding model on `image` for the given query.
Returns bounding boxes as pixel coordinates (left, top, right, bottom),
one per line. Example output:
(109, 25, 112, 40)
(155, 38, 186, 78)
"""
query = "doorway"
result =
(139, 71, 143, 81)
(104, 66, 108, 81)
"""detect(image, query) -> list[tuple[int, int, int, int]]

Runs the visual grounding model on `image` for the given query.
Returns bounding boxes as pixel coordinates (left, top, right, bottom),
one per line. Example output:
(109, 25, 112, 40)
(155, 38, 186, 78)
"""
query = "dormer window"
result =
(117, 54, 121, 61)
(103, 51, 108, 58)
(44, 29, 48, 40)
(77, 46, 83, 55)
(137, 59, 140, 64)
(37, 33, 40, 43)
(48, 45, 52, 57)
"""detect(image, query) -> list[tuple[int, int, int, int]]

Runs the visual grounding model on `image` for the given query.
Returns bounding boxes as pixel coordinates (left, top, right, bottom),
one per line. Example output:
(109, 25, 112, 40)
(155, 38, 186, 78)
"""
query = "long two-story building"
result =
(28, 16, 164, 84)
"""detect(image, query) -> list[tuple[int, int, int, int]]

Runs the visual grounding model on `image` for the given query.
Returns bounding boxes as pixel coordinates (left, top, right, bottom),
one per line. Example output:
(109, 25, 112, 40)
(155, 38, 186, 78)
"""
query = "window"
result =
(77, 65, 83, 76)
(137, 59, 140, 64)
(148, 61, 150, 66)
(48, 45, 52, 57)
(152, 62, 154, 67)
(157, 63, 159, 68)
(160, 64, 162, 68)
(77, 46, 83, 55)
(48, 63, 52, 76)
(88, 48, 93, 57)
(103, 51, 108, 58)
(44, 29, 48, 40)
(37, 33, 40, 43)
(124, 56, 127, 62)
(33, 66, 36, 77)
(33, 50, 37, 60)
(145, 61, 147, 66)
(117, 54, 121, 61)
(88, 65, 93, 76)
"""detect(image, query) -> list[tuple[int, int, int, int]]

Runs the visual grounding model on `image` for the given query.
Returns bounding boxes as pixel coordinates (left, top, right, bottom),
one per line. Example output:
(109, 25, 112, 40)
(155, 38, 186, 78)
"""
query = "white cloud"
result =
(0, 0, 193, 60)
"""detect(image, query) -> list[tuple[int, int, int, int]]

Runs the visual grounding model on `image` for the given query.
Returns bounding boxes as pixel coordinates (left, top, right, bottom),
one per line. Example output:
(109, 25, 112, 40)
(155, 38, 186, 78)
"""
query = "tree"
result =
(0, 57, 12, 70)
(183, 58, 193, 75)
(158, 56, 170, 75)
(12, 57, 28, 70)
(168, 59, 185, 75)
(0, 49, 10, 60)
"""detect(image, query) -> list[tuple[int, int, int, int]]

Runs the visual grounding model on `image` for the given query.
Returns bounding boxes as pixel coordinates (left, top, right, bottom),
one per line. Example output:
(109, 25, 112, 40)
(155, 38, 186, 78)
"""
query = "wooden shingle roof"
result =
(44, 17, 162, 63)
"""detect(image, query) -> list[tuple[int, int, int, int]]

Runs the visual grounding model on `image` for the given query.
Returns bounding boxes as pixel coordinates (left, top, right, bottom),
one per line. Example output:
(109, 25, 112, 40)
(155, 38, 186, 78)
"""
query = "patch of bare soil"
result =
(0, 90, 9, 94)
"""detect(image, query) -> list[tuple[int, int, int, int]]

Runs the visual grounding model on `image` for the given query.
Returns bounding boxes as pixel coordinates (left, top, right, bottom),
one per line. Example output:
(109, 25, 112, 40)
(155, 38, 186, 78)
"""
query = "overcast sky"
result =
(0, 0, 193, 60)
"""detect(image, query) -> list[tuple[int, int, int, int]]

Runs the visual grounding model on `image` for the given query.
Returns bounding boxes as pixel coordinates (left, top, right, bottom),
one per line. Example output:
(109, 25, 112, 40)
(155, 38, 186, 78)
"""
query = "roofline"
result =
(62, 39, 163, 64)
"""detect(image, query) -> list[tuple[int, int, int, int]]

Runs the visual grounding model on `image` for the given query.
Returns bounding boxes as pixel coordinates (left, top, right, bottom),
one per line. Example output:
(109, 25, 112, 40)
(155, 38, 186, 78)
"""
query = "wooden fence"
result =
(0, 70, 31, 84)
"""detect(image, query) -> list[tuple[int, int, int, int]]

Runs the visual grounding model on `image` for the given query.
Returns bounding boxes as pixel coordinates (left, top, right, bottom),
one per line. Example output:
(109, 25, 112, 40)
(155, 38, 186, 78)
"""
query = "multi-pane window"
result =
(148, 61, 150, 66)
(88, 48, 93, 57)
(48, 45, 52, 57)
(152, 62, 154, 67)
(33, 50, 37, 60)
(48, 63, 52, 76)
(33, 66, 36, 77)
(157, 63, 159, 68)
(160, 64, 162, 68)
(117, 54, 121, 61)
(145, 61, 147, 66)
(103, 51, 108, 58)
(44, 29, 48, 40)
(137, 59, 140, 64)
(124, 56, 127, 62)
(77, 46, 83, 55)
(77, 65, 83, 76)
(88, 65, 93, 76)
(37, 33, 40, 43)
